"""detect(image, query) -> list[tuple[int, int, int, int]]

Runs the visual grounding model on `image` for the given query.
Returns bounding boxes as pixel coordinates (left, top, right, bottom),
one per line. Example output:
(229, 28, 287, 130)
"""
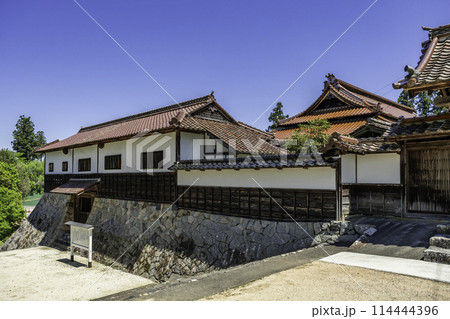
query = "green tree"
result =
(0, 149, 44, 197)
(0, 162, 25, 241)
(27, 160, 45, 195)
(11, 115, 46, 161)
(286, 119, 331, 153)
(267, 102, 289, 131)
(15, 161, 31, 198)
(398, 90, 446, 117)
(0, 148, 19, 165)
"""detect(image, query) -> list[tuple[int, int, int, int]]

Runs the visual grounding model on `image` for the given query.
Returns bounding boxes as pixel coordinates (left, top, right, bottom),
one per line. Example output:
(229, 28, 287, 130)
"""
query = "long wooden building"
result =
(274, 74, 415, 139)
(36, 94, 342, 223)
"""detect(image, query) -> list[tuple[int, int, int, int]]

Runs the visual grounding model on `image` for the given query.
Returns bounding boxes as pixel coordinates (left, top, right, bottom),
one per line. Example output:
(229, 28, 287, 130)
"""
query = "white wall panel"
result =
(341, 154, 356, 184)
(180, 132, 204, 161)
(45, 150, 72, 174)
(357, 153, 400, 184)
(97, 132, 177, 173)
(178, 167, 336, 189)
(73, 145, 98, 174)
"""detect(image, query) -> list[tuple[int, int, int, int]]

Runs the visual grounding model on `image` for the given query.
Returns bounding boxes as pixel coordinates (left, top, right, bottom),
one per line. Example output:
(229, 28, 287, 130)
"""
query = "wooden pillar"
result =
(176, 129, 181, 162)
(335, 157, 343, 221)
(71, 148, 75, 174)
(400, 142, 407, 217)
(174, 130, 181, 203)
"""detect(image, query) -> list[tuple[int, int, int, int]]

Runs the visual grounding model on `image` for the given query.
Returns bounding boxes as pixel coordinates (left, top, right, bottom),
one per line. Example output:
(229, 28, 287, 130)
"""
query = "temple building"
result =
(274, 74, 415, 140)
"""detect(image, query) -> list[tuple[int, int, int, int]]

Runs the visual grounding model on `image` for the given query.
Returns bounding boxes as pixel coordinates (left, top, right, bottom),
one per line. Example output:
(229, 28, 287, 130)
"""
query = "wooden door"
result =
(408, 148, 450, 213)
(74, 196, 93, 224)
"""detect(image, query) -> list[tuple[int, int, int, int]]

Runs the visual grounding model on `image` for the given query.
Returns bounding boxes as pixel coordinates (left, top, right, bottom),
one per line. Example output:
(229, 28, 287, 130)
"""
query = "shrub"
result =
(0, 162, 25, 241)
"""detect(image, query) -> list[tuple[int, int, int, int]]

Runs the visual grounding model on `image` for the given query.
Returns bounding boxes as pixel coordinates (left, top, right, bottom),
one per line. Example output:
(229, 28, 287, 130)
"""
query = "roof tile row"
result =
(169, 155, 334, 171)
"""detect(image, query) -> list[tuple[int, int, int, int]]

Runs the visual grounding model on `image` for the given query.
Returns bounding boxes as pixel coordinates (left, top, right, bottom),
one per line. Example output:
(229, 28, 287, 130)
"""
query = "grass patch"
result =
(22, 193, 43, 207)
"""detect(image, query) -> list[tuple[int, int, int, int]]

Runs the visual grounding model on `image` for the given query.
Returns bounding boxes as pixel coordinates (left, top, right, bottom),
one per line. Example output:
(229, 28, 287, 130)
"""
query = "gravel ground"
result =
(202, 261, 450, 301)
(0, 246, 154, 301)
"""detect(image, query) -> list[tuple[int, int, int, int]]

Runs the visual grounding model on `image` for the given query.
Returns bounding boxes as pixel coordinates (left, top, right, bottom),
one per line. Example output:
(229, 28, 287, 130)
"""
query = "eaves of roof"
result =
(393, 24, 450, 95)
(169, 154, 336, 171)
(320, 133, 401, 155)
(278, 74, 414, 127)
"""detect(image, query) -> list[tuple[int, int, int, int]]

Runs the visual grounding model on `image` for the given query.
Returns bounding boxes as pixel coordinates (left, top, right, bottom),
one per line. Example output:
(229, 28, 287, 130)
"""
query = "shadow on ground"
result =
(347, 216, 444, 259)
(57, 258, 86, 268)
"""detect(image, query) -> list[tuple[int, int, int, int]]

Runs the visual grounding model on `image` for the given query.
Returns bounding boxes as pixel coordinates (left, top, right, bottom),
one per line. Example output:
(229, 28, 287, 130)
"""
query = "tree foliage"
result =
(26, 160, 45, 195)
(286, 119, 331, 153)
(397, 90, 446, 117)
(0, 149, 44, 197)
(0, 162, 25, 241)
(11, 115, 46, 161)
(267, 102, 289, 131)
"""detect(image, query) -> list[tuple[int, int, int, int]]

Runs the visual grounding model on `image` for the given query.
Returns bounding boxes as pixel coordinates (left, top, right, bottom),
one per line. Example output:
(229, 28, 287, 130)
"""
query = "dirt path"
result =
(202, 261, 450, 301)
(0, 246, 154, 301)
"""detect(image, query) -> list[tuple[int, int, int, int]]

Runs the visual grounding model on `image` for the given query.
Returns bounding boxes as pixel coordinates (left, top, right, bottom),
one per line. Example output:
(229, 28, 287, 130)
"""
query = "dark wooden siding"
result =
(45, 173, 176, 203)
(178, 186, 336, 221)
(45, 174, 336, 221)
(348, 185, 402, 216)
(408, 147, 450, 214)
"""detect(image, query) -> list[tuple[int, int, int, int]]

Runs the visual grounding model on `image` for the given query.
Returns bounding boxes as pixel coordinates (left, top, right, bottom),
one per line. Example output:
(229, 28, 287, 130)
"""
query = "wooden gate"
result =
(407, 147, 450, 214)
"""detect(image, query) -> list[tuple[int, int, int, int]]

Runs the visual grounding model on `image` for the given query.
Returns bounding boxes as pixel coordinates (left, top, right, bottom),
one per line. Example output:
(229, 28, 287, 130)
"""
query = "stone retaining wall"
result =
(1, 195, 363, 282)
(87, 197, 358, 281)
(1, 193, 72, 251)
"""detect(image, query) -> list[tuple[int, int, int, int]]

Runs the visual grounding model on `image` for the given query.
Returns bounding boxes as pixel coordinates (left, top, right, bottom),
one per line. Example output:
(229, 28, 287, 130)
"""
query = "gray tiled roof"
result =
(386, 113, 450, 138)
(320, 133, 400, 155)
(393, 24, 450, 93)
(169, 155, 335, 171)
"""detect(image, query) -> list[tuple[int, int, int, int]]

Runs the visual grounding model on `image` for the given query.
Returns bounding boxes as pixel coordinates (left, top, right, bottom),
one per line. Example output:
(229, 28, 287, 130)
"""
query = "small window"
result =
(204, 143, 216, 155)
(78, 158, 91, 172)
(141, 151, 164, 169)
(62, 161, 68, 172)
(104, 154, 121, 170)
(48, 163, 54, 172)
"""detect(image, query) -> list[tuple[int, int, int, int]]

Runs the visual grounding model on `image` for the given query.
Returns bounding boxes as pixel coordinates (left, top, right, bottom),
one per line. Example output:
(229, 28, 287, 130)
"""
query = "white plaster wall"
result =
(180, 132, 204, 161)
(98, 132, 176, 173)
(341, 154, 356, 184)
(204, 134, 230, 160)
(178, 167, 336, 189)
(73, 145, 98, 174)
(45, 150, 73, 174)
(357, 153, 400, 184)
(180, 132, 231, 161)
(98, 140, 129, 173)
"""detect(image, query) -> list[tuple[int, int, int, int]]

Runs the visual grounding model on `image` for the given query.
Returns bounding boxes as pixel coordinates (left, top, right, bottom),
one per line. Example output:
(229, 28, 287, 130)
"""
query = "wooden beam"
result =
(176, 129, 181, 162)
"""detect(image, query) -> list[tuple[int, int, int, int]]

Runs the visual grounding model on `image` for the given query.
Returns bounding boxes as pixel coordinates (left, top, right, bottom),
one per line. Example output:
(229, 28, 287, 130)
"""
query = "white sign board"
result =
(65, 221, 94, 268)
(72, 227, 90, 249)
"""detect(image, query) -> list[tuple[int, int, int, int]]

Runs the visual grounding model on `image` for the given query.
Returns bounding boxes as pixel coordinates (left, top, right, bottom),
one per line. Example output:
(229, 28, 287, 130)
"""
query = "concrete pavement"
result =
(321, 252, 450, 283)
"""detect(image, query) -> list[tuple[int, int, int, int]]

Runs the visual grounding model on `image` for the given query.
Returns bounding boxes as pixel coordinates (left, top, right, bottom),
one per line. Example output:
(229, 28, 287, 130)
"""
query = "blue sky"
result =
(1, 0, 449, 150)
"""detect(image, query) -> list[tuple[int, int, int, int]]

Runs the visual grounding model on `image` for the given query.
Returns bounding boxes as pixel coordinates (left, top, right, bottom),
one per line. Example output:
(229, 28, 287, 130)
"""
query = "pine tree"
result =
(267, 102, 289, 131)
(286, 119, 331, 152)
(11, 116, 46, 161)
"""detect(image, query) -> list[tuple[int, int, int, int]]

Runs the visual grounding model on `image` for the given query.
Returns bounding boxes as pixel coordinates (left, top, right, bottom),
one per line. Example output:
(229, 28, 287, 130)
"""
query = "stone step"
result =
(429, 234, 450, 249)
(436, 224, 450, 234)
(424, 246, 450, 264)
